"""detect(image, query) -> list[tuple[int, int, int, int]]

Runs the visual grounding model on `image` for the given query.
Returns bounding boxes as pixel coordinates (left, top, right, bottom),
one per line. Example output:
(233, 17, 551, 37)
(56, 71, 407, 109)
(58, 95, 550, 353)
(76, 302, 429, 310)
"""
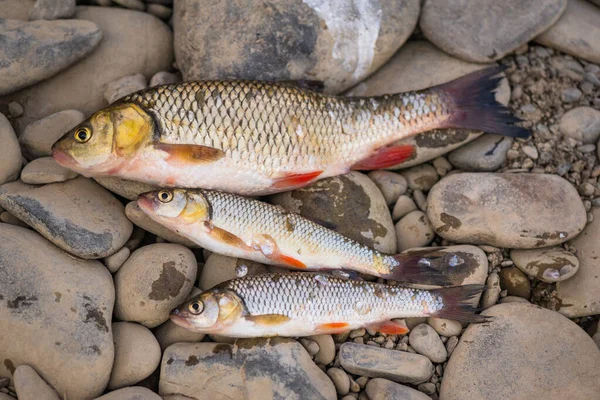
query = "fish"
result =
(169, 272, 487, 337)
(52, 67, 529, 196)
(137, 188, 456, 286)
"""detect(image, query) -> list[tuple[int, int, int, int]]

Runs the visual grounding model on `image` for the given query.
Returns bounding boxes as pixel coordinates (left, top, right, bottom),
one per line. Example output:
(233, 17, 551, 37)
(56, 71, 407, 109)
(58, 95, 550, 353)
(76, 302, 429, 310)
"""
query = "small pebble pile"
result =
(0, 0, 600, 399)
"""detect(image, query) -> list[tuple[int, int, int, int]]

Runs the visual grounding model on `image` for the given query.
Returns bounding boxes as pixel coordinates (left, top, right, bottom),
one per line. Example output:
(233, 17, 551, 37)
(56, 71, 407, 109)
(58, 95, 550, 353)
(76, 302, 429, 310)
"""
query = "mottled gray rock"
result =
(536, 0, 600, 64)
(420, 0, 566, 62)
(440, 303, 600, 400)
(339, 342, 433, 385)
(114, 243, 197, 328)
(559, 106, 600, 144)
(269, 172, 397, 253)
(1, 6, 173, 132)
(0, 224, 114, 400)
(20, 157, 78, 184)
(0, 18, 102, 96)
(19, 109, 85, 160)
(29, 0, 76, 20)
(366, 378, 431, 400)
(427, 173, 586, 248)
(174, 0, 420, 94)
(511, 247, 579, 283)
(448, 134, 513, 171)
(0, 113, 22, 185)
(160, 339, 336, 400)
(400, 164, 439, 191)
(0, 177, 132, 258)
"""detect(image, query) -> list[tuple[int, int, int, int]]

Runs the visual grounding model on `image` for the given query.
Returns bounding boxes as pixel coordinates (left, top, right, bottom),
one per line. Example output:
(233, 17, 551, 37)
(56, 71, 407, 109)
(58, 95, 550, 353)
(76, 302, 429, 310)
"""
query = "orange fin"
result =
(246, 314, 291, 325)
(317, 322, 350, 332)
(274, 254, 307, 269)
(251, 234, 307, 269)
(368, 320, 409, 335)
(155, 143, 225, 164)
(352, 144, 415, 170)
(204, 222, 251, 250)
(272, 171, 322, 189)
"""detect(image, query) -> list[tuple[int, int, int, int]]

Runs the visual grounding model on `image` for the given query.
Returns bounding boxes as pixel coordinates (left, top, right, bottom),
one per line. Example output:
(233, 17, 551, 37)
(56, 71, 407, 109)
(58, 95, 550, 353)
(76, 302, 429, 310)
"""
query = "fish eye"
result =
(74, 127, 92, 143)
(188, 301, 204, 315)
(158, 190, 173, 203)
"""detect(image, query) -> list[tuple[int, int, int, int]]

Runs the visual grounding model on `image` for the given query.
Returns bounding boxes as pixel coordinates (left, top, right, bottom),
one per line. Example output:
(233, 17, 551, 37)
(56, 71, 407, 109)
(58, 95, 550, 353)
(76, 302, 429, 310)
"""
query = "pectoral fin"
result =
(246, 314, 291, 325)
(352, 144, 415, 170)
(204, 222, 251, 250)
(155, 143, 225, 164)
(367, 320, 409, 335)
(271, 171, 322, 189)
(316, 322, 350, 333)
(252, 234, 307, 269)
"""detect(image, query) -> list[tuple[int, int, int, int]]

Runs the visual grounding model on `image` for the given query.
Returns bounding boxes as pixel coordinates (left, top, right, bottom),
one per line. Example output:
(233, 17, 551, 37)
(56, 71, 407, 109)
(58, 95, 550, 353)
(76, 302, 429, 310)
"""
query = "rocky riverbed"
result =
(0, 0, 599, 399)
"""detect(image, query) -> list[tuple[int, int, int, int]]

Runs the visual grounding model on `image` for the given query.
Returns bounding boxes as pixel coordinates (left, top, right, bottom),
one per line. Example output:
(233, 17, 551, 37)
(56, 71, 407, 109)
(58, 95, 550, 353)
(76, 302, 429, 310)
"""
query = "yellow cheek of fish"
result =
(178, 198, 209, 223)
(111, 103, 153, 156)
(217, 293, 244, 323)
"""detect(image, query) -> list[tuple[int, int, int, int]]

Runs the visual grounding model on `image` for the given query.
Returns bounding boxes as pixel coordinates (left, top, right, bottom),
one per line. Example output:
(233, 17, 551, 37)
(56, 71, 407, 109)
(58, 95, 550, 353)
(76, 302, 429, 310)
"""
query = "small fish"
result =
(170, 272, 487, 337)
(137, 188, 453, 286)
(52, 67, 528, 196)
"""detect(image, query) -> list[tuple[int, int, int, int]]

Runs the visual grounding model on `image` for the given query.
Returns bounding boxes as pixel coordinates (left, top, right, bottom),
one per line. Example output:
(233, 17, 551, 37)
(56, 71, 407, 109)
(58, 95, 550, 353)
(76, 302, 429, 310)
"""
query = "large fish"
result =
(52, 67, 528, 195)
(137, 188, 454, 285)
(170, 272, 486, 337)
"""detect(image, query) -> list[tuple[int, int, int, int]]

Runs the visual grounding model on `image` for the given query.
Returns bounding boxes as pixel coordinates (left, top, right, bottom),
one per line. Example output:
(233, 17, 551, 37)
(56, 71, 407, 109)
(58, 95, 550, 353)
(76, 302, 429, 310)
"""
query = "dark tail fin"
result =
(430, 284, 489, 323)
(439, 66, 530, 139)
(383, 253, 452, 286)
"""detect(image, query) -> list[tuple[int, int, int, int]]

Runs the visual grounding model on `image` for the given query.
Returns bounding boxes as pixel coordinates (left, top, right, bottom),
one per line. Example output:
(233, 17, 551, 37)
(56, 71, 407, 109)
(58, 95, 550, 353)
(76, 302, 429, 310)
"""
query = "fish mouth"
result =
(169, 310, 195, 330)
(137, 192, 157, 213)
(52, 147, 77, 169)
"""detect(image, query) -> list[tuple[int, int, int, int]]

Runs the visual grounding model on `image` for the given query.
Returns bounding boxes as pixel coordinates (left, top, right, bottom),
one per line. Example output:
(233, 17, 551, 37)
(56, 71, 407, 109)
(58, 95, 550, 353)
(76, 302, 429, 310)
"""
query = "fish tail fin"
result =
(438, 66, 530, 139)
(383, 253, 452, 286)
(430, 284, 490, 323)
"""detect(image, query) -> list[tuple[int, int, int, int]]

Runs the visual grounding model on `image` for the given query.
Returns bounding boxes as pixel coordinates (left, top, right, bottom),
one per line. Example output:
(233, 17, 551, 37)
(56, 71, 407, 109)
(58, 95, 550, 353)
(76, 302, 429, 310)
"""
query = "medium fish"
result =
(170, 272, 486, 337)
(137, 188, 454, 285)
(52, 67, 528, 195)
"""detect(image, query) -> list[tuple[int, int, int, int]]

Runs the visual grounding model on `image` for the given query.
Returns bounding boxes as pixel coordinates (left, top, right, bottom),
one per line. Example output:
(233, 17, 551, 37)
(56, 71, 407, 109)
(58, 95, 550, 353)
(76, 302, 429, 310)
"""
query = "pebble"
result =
(339, 342, 433, 385)
(299, 339, 320, 357)
(13, 365, 59, 400)
(499, 295, 531, 304)
(395, 211, 434, 252)
(520, 103, 543, 122)
(427, 173, 587, 248)
(19, 110, 85, 160)
(367, 171, 407, 206)
(103, 246, 130, 273)
(433, 156, 453, 176)
(2, 6, 173, 132)
(427, 317, 462, 337)
(510, 247, 579, 283)
(481, 272, 501, 309)
(448, 134, 513, 172)
(174, 0, 419, 94)
(440, 303, 600, 399)
(499, 267, 531, 299)
(29, 0, 75, 20)
(0, 224, 114, 399)
(20, 157, 77, 184)
(0, 177, 132, 258)
(94, 176, 158, 201)
(549, 56, 585, 80)
(147, 3, 171, 20)
(559, 106, 600, 144)
(400, 164, 439, 192)
(269, 172, 397, 253)
(392, 195, 418, 221)
(0, 211, 28, 227)
(418, 382, 437, 395)
(7, 102, 23, 118)
(536, 0, 600, 64)
(445, 336, 459, 356)
(561, 87, 582, 103)
(0, 18, 102, 96)
(114, 243, 197, 328)
(413, 190, 427, 212)
(108, 322, 161, 390)
(125, 201, 198, 247)
(113, 0, 145, 11)
(327, 368, 350, 396)
(365, 378, 432, 400)
(198, 253, 268, 290)
(104, 73, 147, 104)
(94, 387, 162, 400)
(309, 334, 336, 366)
(160, 339, 336, 399)
(349, 329, 366, 339)
(548, 207, 600, 317)
(419, 0, 566, 62)
(0, 113, 22, 185)
(149, 70, 179, 86)
(521, 145, 539, 160)
(408, 324, 447, 363)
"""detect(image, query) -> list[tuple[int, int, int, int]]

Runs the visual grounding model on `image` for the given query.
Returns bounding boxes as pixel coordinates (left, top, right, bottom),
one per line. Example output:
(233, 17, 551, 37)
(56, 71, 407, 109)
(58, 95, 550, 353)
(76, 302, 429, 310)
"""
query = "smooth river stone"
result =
(440, 303, 600, 400)
(427, 173, 586, 248)
(0, 225, 114, 400)
(510, 247, 579, 283)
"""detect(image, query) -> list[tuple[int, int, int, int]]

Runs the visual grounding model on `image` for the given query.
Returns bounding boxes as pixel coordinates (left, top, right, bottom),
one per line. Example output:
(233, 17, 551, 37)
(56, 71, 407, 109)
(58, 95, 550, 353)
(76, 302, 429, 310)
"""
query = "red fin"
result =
(317, 322, 349, 332)
(272, 171, 322, 189)
(430, 285, 490, 323)
(252, 234, 307, 269)
(369, 320, 409, 335)
(275, 254, 307, 269)
(155, 143, 225, 164)
(352, 144, 415, 170)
